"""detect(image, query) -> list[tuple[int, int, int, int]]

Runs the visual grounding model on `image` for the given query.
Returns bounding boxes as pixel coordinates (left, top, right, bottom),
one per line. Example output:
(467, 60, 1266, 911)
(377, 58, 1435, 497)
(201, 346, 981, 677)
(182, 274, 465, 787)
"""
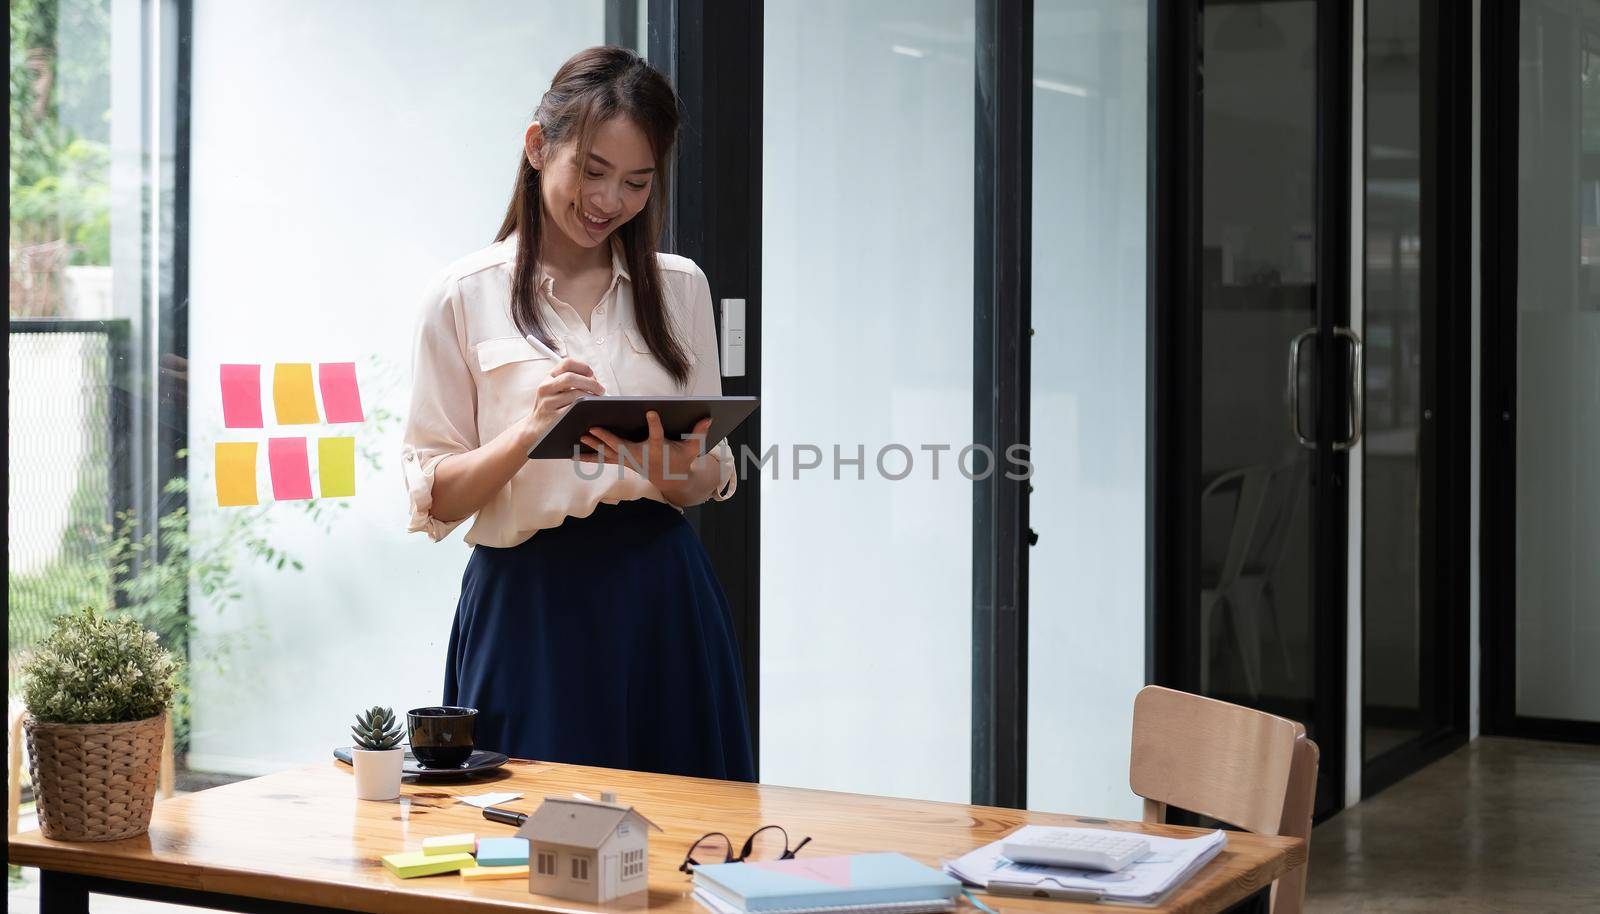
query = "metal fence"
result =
(7, 319, 132, 695)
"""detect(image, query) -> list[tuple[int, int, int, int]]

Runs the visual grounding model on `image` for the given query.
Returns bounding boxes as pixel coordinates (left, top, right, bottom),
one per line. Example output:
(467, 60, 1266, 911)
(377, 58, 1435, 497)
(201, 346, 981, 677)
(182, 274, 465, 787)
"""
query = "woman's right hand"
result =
(521, 357, 605, 448)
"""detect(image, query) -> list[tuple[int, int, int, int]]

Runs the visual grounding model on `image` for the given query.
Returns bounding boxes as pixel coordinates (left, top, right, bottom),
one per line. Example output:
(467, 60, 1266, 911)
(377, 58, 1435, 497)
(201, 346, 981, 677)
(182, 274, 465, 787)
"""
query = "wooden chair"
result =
(1129, 686, 1318, 914)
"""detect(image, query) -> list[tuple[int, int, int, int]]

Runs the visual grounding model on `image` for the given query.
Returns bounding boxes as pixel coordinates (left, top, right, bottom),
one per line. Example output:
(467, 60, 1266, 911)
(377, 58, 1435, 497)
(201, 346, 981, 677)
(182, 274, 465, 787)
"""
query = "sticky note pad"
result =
(317, 437, 356, 498)
(423, 834, 477, 856)
(220, 364, 263, 428)
(318, 362, 365, 424)
(215, 442, 259, 507)
(383, 850, 474, 878)
(474, 837, 529, 867)
(273, 363, 319, 424)
(267, 437, 313, 501)
(461, 865, 529, 881)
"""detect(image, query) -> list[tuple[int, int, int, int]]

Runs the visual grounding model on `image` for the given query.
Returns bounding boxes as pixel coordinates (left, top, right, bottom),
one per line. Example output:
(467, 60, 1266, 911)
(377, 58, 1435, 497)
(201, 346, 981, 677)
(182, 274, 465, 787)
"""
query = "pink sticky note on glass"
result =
(220, 364, 264, 428)
(318, 362, 365, 424)
(267, 437, 313, 501)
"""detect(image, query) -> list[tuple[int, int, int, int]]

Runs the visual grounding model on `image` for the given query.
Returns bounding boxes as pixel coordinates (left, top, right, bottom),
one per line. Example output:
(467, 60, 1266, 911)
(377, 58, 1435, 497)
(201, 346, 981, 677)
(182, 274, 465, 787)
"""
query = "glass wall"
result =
(760, 0, 974, 802)
(9, 0, 172, 748)
(7, 0, 625, 794)
(1513, 0, 1600, 724)
(1026, 0, 1148, 820)
(1361, 0, 1427, 762)
(182, 0, 615, 773)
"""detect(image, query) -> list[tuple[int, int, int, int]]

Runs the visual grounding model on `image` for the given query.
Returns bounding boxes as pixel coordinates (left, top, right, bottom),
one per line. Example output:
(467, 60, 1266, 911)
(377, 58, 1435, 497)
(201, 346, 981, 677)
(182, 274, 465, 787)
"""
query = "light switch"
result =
(721, 298, 746, 377)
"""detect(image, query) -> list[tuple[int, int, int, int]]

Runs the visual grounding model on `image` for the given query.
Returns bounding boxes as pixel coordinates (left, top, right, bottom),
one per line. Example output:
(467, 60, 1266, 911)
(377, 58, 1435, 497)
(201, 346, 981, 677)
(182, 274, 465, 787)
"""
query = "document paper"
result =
(943, 826, 1228, 904)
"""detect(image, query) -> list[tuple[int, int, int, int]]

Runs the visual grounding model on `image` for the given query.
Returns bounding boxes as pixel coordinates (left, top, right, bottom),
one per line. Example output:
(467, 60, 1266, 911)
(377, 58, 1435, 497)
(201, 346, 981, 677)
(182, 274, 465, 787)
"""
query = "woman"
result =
(401, 47, 754, 782)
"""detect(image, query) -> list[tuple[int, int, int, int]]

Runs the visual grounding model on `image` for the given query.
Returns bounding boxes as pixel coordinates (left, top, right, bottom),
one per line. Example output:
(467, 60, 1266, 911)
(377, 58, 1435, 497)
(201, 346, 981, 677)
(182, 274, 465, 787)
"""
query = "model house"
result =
(516, 793, 662, 903)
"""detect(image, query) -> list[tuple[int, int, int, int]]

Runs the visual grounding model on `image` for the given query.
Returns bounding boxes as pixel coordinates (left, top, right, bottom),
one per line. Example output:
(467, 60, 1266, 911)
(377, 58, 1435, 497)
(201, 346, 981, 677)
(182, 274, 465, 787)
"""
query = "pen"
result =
(524, 333, 563, 361)
(482, 805, 528, 827)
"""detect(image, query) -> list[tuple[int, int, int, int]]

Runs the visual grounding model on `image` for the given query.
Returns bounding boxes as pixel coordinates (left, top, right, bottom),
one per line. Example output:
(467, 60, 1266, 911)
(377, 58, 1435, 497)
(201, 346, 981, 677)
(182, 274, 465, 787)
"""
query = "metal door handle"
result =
(1287, 328, 1316, 449)
(1333, 326, 1363, 451)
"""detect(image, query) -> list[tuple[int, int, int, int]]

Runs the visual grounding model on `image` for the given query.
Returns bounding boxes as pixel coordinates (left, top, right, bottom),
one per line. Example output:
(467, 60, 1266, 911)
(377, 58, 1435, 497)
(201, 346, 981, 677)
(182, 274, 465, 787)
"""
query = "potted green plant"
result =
(20, 606, 179, 841)
(350, 706, 404, 800)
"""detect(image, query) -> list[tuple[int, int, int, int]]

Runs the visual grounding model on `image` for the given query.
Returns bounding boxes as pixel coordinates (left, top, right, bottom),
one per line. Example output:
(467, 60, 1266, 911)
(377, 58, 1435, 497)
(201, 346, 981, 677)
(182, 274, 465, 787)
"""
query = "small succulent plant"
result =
(351, 706, 404, 751)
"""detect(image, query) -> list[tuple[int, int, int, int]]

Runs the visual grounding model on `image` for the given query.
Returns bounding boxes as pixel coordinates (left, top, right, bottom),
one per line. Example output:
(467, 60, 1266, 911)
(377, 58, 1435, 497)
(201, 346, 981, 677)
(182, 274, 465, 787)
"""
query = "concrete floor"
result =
(1306, 736, 1600, 913)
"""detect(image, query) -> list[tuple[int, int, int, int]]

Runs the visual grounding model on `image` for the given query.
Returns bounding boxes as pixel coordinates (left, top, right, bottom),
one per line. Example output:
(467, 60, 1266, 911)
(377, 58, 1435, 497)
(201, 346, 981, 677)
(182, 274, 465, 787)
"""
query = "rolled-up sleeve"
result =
(401, 271, 480, 541)
(684, 263, 738, 502)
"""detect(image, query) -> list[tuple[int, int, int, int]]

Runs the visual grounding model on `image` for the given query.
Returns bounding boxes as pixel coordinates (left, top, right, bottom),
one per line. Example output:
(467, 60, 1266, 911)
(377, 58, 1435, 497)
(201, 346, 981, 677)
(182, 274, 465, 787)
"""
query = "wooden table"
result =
(7, 759, 1304, 914)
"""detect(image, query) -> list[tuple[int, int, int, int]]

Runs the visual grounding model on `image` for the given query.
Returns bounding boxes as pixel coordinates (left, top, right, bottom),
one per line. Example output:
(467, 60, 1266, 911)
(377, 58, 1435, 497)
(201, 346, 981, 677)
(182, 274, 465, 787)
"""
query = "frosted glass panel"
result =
(1513, 0, 1600, 723)
(185, 1, 606, 773)
(1025, 0, 1148, 819)
(761, 0, 974, 802)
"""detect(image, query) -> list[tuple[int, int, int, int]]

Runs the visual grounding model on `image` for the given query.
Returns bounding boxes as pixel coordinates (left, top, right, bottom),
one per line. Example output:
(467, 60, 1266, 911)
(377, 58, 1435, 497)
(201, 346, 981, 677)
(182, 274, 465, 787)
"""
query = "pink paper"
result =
(267, 437, 313, 501)
(220, 364, 264, 428)
(318, 362, 365, 424)
(745, 856, 855, 887)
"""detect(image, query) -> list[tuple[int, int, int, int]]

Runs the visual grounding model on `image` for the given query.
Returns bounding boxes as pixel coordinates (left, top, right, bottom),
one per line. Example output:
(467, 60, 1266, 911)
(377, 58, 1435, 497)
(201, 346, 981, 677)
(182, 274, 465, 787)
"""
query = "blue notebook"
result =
(693, 853, 961, 913)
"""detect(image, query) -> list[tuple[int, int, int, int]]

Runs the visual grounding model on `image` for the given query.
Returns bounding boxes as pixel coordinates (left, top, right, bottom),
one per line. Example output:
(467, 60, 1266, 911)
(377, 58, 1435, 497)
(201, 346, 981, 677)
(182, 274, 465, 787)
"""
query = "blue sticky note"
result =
(476, 837, 529, 867)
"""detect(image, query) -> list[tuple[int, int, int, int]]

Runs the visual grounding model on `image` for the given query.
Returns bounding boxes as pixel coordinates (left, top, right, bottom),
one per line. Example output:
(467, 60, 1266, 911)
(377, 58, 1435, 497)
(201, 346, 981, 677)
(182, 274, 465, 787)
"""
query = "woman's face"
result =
(531, 115, 656, 250)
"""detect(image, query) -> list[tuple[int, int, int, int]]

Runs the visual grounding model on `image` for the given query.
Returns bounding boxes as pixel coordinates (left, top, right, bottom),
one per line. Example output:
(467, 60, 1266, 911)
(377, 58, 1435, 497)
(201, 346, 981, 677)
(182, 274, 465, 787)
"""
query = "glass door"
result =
(1195, 0, 1349, 818)
(1359, 0, 1473, 794)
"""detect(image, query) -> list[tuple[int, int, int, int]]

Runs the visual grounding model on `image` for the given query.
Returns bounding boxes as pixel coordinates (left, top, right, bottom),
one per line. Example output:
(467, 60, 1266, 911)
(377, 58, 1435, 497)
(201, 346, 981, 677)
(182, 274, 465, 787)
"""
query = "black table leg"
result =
(39, 870, 90, 914)
(1221, 886, 1272, 914)
(31, 869, 355, 913)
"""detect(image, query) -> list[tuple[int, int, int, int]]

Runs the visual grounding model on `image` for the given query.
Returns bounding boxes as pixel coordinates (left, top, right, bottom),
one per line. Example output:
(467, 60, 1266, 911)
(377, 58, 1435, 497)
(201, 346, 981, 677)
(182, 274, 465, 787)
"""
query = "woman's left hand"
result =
(578, 411, 715, 505)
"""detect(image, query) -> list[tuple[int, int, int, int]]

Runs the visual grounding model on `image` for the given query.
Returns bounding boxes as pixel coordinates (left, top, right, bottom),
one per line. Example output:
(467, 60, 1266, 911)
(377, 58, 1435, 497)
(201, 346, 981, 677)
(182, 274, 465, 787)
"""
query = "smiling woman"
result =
(399, 46, 752, 782)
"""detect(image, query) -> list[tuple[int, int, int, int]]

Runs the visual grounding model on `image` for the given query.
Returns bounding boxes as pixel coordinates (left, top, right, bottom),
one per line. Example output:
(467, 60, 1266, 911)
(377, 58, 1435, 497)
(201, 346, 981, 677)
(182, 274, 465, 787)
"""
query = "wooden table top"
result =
(8, 760, 1304, 914)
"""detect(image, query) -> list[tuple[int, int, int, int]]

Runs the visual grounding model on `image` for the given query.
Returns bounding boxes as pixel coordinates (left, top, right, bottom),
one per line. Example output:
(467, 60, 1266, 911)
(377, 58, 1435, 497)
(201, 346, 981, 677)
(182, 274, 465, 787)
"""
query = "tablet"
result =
(526, 395, 760, 460)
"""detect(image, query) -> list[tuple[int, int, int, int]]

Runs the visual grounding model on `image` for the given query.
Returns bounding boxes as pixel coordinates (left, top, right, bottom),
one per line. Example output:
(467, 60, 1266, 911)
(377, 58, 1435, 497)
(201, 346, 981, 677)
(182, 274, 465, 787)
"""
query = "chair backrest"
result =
(1129, 686, 1317, 914)
(1129, 685, 1304, 835)
(1198, 465, 1270, 591)
(1269, 735, 1319, 914)
(1241, 453, 1310, 578)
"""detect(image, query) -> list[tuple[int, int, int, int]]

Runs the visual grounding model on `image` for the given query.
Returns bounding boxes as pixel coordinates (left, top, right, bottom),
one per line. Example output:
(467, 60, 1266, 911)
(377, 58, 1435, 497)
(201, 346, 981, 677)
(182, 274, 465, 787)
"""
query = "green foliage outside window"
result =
(10, 0, 113, 316)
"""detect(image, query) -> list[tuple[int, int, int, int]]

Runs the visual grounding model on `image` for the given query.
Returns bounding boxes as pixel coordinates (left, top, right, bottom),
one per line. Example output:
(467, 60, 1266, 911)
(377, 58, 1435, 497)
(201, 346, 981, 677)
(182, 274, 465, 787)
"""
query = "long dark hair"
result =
(496, 46, 690, 386)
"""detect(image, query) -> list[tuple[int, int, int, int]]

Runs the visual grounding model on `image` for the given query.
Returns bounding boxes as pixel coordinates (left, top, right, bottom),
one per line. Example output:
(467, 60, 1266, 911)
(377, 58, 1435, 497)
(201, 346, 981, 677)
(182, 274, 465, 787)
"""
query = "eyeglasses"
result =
(679, 825, 814, 874)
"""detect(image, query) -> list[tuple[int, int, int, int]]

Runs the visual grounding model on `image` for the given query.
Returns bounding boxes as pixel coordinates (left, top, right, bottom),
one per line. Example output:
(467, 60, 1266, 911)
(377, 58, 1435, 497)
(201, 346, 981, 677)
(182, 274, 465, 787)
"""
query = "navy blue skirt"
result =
(442, 498, 755, 782)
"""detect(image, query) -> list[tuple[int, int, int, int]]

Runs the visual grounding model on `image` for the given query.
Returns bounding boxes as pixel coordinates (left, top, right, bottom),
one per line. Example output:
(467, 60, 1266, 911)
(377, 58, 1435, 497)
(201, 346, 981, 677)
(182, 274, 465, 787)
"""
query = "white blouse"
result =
(401, 235, 737, 548)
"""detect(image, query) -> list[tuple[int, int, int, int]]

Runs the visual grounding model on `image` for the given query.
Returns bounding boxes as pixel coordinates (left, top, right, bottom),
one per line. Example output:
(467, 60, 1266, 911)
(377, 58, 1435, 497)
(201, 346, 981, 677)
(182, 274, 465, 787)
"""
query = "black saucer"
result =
(333, 747, 510, 778)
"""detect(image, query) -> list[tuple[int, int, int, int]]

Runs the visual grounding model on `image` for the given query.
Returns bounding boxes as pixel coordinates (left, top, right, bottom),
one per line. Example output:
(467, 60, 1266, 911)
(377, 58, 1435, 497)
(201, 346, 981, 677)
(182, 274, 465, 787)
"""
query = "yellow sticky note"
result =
(423, 833, 476, 856)
(382, 850, 474, 878)
(318, 437, 356, 498)
(461, 865, 529, 881)
(273, 363, 319, 424)
(215, 442, 259, 507)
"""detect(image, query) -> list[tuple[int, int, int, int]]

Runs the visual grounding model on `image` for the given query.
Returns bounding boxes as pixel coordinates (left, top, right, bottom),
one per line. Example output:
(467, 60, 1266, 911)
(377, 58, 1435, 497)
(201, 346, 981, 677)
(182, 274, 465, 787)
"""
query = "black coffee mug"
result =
(406, 706, 477, 769)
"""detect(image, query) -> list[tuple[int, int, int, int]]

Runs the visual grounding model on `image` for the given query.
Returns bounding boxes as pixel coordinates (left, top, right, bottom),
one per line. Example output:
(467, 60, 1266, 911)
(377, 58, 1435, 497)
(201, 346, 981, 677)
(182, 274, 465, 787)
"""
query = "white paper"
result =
(942, 826, 1228, 903)
(459, 791, 523, 808)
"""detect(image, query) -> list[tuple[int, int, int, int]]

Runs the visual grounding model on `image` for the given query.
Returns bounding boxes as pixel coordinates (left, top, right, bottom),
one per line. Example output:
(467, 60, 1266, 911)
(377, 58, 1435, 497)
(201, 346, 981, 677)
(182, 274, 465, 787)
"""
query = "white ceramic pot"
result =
(351, 747, 403, 800)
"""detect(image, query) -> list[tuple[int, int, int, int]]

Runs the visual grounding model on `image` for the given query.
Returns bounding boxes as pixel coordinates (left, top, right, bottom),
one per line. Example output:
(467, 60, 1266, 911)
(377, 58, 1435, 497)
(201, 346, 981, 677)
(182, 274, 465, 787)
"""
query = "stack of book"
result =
(691, 852, 963, 914)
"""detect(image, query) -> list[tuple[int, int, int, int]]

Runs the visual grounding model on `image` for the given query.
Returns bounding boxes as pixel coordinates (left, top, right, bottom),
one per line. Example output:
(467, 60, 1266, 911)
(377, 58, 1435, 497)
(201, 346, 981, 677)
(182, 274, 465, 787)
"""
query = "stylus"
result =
(524, 333, 563, 362)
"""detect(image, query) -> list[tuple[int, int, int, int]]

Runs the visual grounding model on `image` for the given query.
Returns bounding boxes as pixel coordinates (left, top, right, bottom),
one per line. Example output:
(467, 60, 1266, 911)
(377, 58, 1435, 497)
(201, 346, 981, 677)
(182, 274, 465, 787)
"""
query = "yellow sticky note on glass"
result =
(318, 437, 356, 498)
(215, 442, 259, 507)
(273, 363, 319, 424)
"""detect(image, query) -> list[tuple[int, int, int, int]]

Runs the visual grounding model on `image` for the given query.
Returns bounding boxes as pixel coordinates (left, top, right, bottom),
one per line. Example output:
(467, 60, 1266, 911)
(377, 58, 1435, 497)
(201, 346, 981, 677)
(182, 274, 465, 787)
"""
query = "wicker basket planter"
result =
(24, 712, 166, 842)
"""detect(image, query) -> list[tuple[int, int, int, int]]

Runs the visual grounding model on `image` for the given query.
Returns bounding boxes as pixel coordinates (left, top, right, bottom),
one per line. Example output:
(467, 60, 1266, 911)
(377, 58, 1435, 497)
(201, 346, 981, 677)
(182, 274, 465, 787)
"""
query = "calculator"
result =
(1001, 828, 1151, 872)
